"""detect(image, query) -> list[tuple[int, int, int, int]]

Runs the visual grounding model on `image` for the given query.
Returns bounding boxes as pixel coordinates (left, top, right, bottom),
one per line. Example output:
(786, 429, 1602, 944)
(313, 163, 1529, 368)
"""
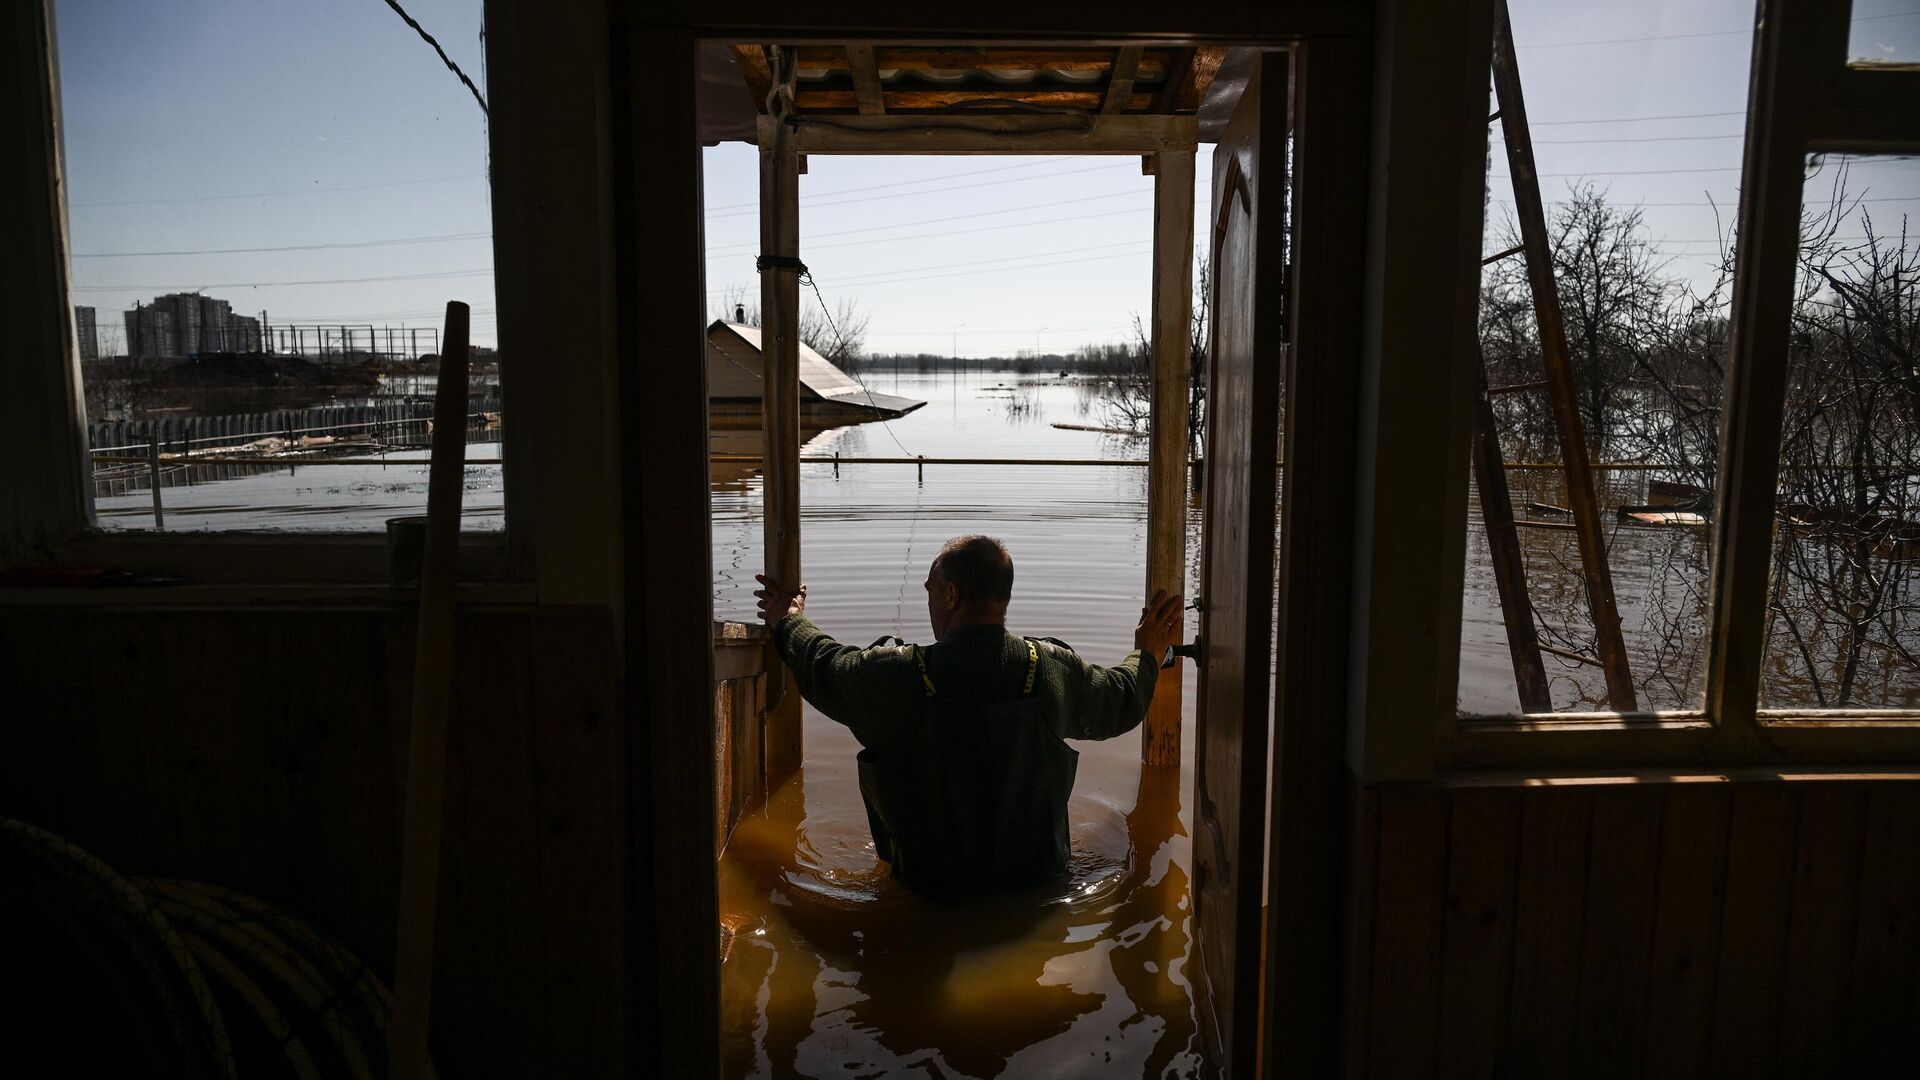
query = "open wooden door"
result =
(1191, 50, 1290, 1077)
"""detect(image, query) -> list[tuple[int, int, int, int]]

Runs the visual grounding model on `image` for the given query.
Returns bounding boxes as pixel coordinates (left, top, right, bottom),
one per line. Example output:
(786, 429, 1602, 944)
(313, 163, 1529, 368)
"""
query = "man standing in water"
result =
(755, 535, 1184, 895)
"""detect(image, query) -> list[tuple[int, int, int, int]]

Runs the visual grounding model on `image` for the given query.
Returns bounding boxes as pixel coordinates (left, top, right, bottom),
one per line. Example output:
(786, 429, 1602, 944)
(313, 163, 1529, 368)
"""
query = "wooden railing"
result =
(713, 621, 773, 853)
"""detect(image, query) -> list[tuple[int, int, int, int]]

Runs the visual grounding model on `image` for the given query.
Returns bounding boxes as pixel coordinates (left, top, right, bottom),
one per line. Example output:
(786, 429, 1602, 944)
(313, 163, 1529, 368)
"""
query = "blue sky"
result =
(54, 0, 1920, 357)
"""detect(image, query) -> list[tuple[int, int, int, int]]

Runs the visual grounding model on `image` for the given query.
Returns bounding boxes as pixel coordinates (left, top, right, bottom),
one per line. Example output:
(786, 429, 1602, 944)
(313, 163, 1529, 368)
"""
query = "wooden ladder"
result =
(1472, 0, 1638, 713)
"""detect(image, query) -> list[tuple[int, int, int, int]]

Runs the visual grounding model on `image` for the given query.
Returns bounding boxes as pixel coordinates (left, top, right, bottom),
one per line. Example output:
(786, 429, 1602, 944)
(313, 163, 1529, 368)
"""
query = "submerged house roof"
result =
(706, 321, 925, 418)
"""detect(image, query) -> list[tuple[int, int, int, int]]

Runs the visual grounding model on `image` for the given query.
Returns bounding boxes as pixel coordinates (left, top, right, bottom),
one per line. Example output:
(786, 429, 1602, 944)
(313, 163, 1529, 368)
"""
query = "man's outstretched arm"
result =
(755, 574, 897, 746)
(1060, 589, 1183, 741)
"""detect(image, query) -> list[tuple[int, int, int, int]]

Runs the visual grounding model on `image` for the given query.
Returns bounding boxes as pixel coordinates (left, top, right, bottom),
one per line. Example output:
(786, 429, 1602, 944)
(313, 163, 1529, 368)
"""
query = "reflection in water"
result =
(721, 747, 1200, 1079)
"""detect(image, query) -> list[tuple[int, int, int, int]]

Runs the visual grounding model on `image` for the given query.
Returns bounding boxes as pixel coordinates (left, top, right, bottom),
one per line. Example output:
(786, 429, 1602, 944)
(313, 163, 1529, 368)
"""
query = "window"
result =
(1762, 154, 1920, 711)
(55, 0, 502, 534)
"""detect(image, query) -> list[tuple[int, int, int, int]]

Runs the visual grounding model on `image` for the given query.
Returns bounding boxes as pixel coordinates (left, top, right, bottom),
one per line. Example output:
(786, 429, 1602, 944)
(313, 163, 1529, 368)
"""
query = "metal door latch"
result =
(1161, 637, 1203, 669)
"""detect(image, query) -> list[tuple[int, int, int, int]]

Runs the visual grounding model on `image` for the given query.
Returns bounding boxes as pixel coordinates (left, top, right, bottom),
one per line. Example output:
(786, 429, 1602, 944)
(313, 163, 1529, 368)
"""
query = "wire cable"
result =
(379, 0, 488, 116)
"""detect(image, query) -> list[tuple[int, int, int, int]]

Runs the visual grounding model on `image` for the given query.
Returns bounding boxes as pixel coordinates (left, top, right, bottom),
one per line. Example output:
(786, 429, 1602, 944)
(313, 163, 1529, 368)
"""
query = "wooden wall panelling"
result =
(1434, 790, 1519, 1076)
(1339, 783, 1380, 1079)
(1841, 784, 1920, 1070)
(1640, 786, 1732, 1078)
(1773, 783, 1869, 1072)
(1363, 787, 1447, 1077)
(1571, 787, 1664, 1071)
(1501, 788, 1593, 1075)
(1705, 784, 1801, 1075)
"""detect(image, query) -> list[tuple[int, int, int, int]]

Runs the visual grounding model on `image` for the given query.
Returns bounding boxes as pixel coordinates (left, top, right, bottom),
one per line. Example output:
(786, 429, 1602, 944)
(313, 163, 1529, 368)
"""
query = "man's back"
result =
(772, 617, 1159, 893)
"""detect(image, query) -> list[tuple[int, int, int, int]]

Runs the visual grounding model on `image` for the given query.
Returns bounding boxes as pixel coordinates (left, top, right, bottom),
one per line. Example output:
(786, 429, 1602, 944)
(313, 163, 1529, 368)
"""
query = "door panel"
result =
(1192, 51, 1290, 1077)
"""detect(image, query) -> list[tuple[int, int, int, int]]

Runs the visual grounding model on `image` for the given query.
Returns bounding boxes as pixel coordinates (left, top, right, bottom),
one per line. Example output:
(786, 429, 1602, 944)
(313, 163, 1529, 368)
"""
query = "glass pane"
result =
(57, 0, 502, 532)
(1849, 0, 1920, 65)
(1459, 0, 1751, 714)
(1761, 155, 1920, 710)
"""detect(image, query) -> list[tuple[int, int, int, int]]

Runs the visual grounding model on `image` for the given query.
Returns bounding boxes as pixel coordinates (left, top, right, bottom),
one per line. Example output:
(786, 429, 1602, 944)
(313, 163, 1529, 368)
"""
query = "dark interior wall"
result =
(1343, 775, 1920, 1077)
(0, 604, 630, 1076)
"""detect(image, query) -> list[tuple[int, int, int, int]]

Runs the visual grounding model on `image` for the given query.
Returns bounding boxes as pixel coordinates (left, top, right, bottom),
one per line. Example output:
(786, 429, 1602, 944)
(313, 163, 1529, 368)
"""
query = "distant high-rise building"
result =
(73, 305, 98, 361)
(122, 293, 264, 358)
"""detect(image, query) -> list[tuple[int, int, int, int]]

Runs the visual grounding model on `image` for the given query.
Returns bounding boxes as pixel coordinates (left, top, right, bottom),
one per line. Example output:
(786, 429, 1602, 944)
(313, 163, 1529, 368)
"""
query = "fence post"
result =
(148, 435, 166, 529)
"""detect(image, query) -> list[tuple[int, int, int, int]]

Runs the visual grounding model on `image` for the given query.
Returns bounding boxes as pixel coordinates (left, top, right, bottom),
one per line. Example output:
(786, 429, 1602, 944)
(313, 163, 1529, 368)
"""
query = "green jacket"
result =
(772, 614, 1159, 893)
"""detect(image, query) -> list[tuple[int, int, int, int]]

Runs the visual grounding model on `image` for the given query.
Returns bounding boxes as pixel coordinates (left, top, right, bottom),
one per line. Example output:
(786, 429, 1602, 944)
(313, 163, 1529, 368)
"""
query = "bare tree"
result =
(713, 284, 871, 371)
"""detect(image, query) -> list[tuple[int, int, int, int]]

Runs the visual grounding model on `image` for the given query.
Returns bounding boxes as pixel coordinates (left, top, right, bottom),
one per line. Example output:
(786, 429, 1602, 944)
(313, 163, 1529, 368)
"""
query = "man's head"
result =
(925, 535, 1014, 640)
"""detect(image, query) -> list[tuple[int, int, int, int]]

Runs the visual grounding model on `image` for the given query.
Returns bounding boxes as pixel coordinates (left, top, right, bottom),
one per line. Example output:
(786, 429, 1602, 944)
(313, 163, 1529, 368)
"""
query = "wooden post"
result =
(389, 300, 471, 1080)
(1492, 0, 1637, 710)
(1144, 148, 1195, 765)
(147, 435, 165, 530)
(761, 56, 804, 783)
(1470, 357, 1552, 711)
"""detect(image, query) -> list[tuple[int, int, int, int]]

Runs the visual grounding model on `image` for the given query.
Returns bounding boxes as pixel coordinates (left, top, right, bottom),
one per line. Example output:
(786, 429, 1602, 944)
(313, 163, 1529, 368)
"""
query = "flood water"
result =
(713, 371, 1205, 1078)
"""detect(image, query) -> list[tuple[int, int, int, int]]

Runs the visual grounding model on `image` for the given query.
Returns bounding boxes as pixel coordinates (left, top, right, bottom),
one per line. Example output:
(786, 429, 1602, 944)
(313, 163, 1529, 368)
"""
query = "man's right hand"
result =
(1133, 589, 1185, 663)
(754, 574, 806, 625)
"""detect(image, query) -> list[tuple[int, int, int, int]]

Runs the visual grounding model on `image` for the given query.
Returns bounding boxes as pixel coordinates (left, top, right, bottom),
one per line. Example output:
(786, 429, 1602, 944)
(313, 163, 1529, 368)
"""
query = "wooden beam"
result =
(1103, 45, 1144, 113)
(1154, 47, 1199, 113)
(793, 87, 1158, 112)
(798, 45, 1174, 75)
(731, 44, 773, 112)
(765, 113, 1196, 155)
(844, 43, 885, 115)
(760, 97, 805, 782)
(1179, 46, 1229, 112)
(2, 0, 92, 560)
(1471, 358, 1554, 712)
(1143, 147, 1195, 766)
(1263, 33, 1373, 1077)
(1704, 0, 1822, 743)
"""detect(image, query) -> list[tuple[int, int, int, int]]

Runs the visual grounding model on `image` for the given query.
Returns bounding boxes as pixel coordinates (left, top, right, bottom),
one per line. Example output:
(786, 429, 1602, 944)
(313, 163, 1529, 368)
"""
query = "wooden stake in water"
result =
(388, 300, 470, 1080)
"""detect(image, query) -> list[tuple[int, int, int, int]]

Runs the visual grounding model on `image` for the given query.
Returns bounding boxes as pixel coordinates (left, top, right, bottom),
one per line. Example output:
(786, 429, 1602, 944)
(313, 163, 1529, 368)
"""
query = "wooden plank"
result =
(1470, 357, 1552, 711)
(1102, 46, 1143, 113)
(1491, 0, 1636, 710)
(1191, 53, 1287, 1078)
(1153, 48, 1199, 113)
(1501, 789, 1593, 1075)
(843, 44, 884, 115)
(759, 78, 805, 779)
(1142, 147, 1194, 766)
(792, 87, 1157, 112)
(687, 4, 1371, 40)
(1435, 790, 1521, 1076)
(1641, 786, 1732, 1078)
(1364, 788, 1448, 1078)
(1706, 784, 1800, 1074)
(1263, 32, 1372, 1078)
(1571, 785, 1663, 1073)
(1, 0, 93, 559)
(731, 44, 772, 111)
(1345, 0, 1495, 780)
(1702, 0, 1820, 739)
(611, 18, 719, 1079)
(1340, 784, 1381, 1079)
(1774, 783, 1868, 1072)
(768, 113, 1197, 155)
(1177, 47, 1229, 112)
(803, 45, 1176, 75)
(1840, 782, 1920, 1070)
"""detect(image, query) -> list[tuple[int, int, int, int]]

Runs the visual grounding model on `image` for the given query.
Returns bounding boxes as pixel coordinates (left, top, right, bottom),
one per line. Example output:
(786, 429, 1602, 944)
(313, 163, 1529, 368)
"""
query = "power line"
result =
(70, 173, 487, 209)
(704, 162, 1127, 218)
(1527, 109, 1745, 127)
(72, 232, 492, 258)
(1518, 9, 1917, 51)
(711, 241, 1149, 296)
(71, 268, 495, 291)
(705, 190, 1152, 251)
(703, 158, 1086, 210)
(379, 0, 488, 116)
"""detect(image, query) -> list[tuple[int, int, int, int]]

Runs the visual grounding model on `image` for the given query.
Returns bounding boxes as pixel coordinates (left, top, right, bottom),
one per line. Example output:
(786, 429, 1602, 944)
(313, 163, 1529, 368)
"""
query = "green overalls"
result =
(857, 639, 1077, 894)
(772, 616, 1159, 896)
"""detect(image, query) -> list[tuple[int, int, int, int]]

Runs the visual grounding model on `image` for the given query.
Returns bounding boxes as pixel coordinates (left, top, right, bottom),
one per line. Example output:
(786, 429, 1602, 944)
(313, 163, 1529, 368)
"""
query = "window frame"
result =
(2, 0, 624, 606)
(1434, 0, 1920, 772)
